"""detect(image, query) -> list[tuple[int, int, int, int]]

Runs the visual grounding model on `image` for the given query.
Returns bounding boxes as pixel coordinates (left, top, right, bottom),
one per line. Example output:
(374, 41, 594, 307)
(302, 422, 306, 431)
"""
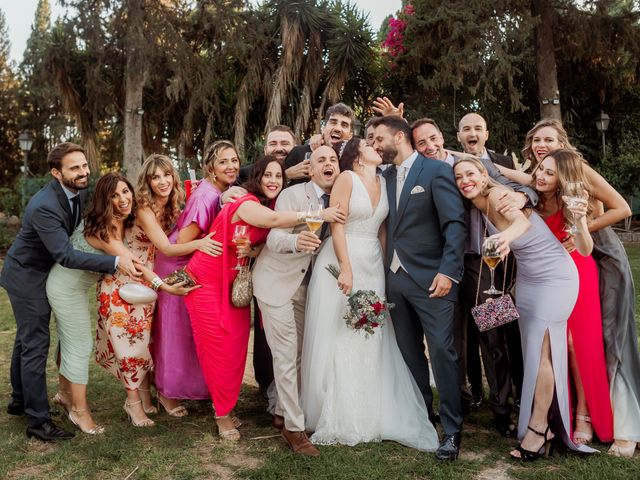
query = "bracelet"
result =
(151, 276, 164, 291)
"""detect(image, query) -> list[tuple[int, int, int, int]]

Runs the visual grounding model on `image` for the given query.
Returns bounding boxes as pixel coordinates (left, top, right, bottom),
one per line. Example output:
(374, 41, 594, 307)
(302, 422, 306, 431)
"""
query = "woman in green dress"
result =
(47, 173, 196, 434)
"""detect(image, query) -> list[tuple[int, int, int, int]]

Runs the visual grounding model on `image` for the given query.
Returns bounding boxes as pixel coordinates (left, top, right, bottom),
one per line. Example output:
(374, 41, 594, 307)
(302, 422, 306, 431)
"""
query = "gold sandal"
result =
(215, 415, 240, 441)
(158, 394, 188, 418)
(68, 409, 105, 435)
(124, 400, 155, 427)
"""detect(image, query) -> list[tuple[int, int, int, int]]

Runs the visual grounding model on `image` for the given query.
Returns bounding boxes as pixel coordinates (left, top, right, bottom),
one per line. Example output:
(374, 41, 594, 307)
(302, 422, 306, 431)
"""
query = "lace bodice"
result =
(70, 222, 101, 255)
(344, 171, 389, 238)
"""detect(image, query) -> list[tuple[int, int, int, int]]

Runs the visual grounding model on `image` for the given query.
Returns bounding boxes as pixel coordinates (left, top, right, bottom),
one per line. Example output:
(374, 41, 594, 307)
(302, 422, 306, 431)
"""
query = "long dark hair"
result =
(84, 172, 136, 242)
(241, 155, 285, 205)
(334, 137, 362, 172)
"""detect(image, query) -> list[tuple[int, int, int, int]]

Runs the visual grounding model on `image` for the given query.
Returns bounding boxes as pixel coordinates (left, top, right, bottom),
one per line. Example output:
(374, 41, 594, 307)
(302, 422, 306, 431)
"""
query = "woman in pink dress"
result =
(184, 156, 338, 441)
(153, 141, 239, 414)
(96, 156, 218, 428)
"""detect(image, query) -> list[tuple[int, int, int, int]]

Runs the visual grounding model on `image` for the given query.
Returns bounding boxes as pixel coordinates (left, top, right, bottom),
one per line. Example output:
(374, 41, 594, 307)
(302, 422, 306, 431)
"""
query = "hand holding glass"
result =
(305, 204, 324, 254)
(482, 238, 502, 295)
(232, 225, 250, 270)
(563, 181, 584, 235)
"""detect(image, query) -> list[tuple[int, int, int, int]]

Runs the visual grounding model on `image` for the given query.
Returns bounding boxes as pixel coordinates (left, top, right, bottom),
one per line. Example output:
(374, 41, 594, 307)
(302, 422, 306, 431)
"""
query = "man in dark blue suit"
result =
(0, 142, 139, 441)
(372, 116, 467, 461)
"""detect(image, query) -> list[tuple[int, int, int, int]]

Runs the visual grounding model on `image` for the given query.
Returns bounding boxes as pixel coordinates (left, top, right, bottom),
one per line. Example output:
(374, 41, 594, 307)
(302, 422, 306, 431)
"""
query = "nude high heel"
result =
(124, 400, 155, 427)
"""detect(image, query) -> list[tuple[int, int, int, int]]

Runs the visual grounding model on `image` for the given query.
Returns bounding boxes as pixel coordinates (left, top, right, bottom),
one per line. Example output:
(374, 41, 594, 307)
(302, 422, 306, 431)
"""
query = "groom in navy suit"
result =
(372, 116, 467, 460)
(0, 142, 139, 441)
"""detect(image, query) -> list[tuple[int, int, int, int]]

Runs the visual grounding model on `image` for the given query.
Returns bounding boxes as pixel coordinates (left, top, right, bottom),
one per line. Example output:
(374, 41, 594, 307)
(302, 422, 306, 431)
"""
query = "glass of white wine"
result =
(563, 181, 584, 236)
(232, 225, 250, 270)
(305, 204, 324, 254)
(482, 238, 502, 295)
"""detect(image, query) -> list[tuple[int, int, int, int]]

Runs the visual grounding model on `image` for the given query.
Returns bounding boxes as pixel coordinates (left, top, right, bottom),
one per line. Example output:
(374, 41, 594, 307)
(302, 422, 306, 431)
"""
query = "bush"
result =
(596, 129, 640, 199)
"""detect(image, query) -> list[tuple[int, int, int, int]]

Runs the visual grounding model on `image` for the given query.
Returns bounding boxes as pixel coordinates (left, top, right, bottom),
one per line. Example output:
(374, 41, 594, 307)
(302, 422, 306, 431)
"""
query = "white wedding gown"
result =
(301, 171, 438, 451)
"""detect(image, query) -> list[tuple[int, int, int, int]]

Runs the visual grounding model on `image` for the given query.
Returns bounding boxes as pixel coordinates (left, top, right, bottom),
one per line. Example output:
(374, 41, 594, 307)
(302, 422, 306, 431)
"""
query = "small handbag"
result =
(470, 207, 519, 332)
(231, 259, 254, 308)
(163, 267, 197, 288)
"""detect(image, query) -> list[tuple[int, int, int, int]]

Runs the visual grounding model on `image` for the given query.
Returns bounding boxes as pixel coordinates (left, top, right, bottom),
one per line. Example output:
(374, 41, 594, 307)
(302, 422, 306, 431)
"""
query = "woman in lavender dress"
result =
(153, 141, 240, 414)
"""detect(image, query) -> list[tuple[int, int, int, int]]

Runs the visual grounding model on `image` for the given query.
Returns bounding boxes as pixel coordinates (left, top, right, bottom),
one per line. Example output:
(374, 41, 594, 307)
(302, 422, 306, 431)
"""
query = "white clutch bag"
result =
(119, 283, 158, 304)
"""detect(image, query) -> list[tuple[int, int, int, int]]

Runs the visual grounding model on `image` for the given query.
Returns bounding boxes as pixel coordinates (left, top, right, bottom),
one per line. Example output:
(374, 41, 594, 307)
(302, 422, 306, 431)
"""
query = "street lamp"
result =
(18, 131, 34, 210)
(595, 111, 610, 157)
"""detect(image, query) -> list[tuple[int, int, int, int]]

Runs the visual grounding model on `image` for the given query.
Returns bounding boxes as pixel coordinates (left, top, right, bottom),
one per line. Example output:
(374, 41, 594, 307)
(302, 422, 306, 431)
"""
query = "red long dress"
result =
(184, 194, 269, 417)
(545, 210, 613, 442)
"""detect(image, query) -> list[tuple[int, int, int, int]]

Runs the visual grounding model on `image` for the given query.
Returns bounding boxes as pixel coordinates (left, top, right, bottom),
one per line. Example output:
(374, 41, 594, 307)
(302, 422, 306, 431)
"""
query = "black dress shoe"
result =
(436, 433, 461, 461)
(470, 390, 484, 411)
(7, 399, 24, 416)
(26, 420, 75, 442)
(494, 413, 516, 438)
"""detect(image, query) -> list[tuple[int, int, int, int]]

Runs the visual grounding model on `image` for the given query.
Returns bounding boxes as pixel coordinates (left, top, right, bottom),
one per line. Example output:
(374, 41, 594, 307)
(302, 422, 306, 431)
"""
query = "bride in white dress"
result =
(300, 138, 438, 451)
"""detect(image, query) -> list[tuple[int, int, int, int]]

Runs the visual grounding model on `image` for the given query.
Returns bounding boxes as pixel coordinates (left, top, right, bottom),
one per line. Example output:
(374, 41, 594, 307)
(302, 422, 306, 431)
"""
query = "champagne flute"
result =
(563, 181, 584, 235)
(482, 238, 502, 295)
(305, 204, 324, 254)
(232, 225, 250, 270)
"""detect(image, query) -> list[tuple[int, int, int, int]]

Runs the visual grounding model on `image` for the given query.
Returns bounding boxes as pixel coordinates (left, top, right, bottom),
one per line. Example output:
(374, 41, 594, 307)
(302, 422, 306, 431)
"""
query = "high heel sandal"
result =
(215, 415, 240, 441)
(608, 440, 637, 458)
(68, 409, 105, 435)
(573, 414, 593, 445)
(158, 394, 188, 418)
(137, 387, 158, 415)
(510, 425, 555, 461)
(124, 400, 155, 427)
(52, 392, 71, 414)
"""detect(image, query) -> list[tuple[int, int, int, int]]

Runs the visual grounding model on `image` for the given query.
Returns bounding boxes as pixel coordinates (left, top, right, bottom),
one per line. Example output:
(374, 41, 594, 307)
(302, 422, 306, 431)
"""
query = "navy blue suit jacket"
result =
(0, 180, 116, 298)
(384, 154, 467, 301)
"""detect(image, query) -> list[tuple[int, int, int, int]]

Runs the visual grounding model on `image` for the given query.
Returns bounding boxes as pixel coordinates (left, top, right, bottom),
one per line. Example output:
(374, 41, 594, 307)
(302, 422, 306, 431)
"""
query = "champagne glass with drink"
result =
(482, 238, 502, 295)
(232, 225, 250, 270)
(305, 203, 324, 254)
(563, 181, 584, 235)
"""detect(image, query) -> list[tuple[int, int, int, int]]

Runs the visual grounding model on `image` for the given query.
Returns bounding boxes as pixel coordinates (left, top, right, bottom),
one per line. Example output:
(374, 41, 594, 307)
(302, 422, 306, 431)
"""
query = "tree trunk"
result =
(533, 0, 561, 120)
(122, 0, 146, 182)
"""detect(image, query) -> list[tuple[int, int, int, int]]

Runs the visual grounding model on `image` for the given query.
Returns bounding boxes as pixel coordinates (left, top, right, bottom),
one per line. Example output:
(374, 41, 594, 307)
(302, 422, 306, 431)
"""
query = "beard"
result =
(380, 145, 398, 165)
(60, 173, 89, 191)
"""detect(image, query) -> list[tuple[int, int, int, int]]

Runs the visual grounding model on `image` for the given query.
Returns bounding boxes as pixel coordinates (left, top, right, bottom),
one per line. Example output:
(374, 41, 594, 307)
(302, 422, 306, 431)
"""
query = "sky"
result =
(2, 0, 401, 64)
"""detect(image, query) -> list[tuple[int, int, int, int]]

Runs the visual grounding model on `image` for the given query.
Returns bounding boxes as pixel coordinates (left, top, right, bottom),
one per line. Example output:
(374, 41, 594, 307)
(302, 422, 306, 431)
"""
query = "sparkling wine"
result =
(305, 218, 324, 233)
(483, 255, 501, 269)
(233, 236, 250, 248)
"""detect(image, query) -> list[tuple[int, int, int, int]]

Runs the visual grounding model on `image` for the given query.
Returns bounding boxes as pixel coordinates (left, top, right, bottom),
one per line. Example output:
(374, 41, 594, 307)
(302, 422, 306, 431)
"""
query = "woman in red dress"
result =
(184, 156, 331, 440)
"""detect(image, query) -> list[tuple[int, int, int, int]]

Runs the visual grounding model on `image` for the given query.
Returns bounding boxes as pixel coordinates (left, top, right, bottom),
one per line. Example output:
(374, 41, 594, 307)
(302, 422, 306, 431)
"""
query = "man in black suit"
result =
(373, 116, 467, 461)
(0, 142, 139, 442)
(455, 113, 532, 435)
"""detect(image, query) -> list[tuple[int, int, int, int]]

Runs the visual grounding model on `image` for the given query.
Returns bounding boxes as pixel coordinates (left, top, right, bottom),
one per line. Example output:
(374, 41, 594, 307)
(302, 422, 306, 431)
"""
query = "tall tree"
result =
(532, 0, 561, 119)
(122, 0, 148, 181)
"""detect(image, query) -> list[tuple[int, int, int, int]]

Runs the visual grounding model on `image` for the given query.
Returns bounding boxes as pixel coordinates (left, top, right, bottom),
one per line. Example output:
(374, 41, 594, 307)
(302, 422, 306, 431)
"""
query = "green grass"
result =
(0, 248, 639, 480)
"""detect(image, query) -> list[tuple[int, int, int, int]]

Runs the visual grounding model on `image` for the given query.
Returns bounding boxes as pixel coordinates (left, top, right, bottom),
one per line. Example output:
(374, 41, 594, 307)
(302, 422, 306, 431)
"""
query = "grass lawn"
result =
(0, 247, 639, 479)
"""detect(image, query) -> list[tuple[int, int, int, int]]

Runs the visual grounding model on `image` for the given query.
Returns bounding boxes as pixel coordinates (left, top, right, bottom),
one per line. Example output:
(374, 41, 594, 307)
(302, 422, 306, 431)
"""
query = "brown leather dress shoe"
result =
(282, 429, 320, 457)
(272, 414, 284, 430)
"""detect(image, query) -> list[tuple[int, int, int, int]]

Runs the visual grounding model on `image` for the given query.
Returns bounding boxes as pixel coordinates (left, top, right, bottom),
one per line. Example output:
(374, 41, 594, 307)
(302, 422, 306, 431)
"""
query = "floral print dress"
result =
(96, 224, 156, 390)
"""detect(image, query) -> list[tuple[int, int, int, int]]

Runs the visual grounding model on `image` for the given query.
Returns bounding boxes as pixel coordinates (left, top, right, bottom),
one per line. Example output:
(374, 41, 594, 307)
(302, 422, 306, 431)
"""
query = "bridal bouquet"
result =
(326, 264, 394, 336)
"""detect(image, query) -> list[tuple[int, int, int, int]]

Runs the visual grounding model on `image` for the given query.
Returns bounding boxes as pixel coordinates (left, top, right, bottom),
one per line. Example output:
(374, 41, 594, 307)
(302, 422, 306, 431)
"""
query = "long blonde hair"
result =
(531, 149, 593, 224)
(136, 154, 184, 231)
(521, 118, 577, 169)
(453, 156, 512, 198)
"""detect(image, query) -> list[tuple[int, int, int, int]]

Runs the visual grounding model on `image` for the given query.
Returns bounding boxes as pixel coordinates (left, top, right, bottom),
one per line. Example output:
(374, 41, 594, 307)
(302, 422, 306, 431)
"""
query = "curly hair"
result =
(135, 154, 184, 231)
(521, 119, 577, 168)
(84, 172, 135, 242)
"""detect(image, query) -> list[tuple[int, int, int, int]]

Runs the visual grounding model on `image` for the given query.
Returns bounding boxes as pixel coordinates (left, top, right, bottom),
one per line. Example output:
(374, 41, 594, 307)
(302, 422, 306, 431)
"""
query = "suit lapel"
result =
(385, 166, 397, 223)
(304, 181, 320, 209)
(395, 158, 424, 225)
(52, 180, 74, 233)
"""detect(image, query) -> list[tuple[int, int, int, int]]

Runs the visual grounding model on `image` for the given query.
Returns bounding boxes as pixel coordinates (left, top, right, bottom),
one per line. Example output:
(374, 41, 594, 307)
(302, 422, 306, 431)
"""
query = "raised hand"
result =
(372, 96, 404, 118)
(309, 134, 323, 151)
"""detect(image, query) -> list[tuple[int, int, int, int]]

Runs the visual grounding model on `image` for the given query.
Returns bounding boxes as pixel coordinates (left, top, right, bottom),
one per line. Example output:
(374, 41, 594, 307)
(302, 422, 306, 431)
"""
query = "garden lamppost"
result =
(595, 111, 610, 157)
(18, 131, 34, 210)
